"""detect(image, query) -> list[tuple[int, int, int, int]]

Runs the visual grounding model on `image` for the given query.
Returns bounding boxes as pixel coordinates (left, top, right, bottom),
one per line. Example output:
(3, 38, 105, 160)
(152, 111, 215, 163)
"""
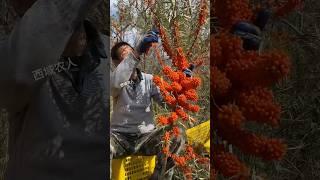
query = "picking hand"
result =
(137, 30, 159, 54)
(183, 64, 195, 77)
(232, 9, 272, 51)
(232, 21, 262, 50)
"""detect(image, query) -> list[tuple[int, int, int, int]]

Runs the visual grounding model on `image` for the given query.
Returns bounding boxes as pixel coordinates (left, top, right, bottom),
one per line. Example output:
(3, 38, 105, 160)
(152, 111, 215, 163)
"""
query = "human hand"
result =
(137, 30, 159, 54)
(232, 21, 262, 50)
(183, 64, 195, 77)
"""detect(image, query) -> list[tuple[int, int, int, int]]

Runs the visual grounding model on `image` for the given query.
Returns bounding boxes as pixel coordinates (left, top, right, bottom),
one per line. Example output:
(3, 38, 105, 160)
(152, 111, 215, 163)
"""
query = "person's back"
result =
(0, 1, 109, 179)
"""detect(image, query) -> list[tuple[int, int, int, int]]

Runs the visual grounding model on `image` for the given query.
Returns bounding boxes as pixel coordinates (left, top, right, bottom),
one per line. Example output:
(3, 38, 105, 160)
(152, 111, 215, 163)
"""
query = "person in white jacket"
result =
(110, 33, 185, 180)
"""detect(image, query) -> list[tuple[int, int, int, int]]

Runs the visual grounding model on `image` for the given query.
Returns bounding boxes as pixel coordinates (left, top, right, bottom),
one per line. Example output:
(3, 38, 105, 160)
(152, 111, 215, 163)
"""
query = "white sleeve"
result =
(110, 53, 140, 97)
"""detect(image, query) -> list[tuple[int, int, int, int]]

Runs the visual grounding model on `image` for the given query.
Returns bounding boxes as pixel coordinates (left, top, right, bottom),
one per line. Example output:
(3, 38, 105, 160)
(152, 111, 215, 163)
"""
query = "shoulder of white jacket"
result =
(141, 72, 154, 80)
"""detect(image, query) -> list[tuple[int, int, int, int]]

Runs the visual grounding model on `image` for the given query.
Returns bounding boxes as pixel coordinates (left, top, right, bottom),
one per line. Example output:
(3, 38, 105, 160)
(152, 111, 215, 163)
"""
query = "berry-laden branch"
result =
(211, 0, 299, 179)
(148, 1, 210, 179)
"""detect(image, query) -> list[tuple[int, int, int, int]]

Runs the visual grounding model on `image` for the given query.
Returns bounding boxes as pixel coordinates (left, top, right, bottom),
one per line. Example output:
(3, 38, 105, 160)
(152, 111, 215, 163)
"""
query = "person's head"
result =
(10, 0, 37, 17)
(111, 42, 134, 66)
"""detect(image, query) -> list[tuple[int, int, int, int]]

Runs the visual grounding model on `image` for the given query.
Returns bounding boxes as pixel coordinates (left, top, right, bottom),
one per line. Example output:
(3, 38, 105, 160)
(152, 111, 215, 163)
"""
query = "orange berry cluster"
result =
(170, 145, 209, 180)
(211, 33, 289, 179)
(152, 11, 209, 178)
(198, 0, 208, 27)
(193, 0, 209, 37)
(160, 128, 209, 180)
(212, 0, 294, 179)
(213, 146, 249, 179)
(156, 22, 175, 60)
(225, 50, 291, 87)
(211, 66, 231, 98)
(215, 0, 253, 29)
(216, 110, 286, 161)
(153, 71, 201, 120)
(236, 87, 281, 127)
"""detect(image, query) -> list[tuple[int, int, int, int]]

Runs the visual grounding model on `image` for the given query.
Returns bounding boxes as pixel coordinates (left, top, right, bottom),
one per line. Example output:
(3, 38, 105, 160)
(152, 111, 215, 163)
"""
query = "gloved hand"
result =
(232, 9, 272, 51)
(232, 21, 262, 50)
(137, 30, 159, 54)
(183, 64, 195, 77)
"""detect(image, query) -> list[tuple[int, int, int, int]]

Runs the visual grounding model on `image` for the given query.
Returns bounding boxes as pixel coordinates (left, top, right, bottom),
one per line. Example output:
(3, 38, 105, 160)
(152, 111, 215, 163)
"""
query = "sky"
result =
(110, 0, 140, 46)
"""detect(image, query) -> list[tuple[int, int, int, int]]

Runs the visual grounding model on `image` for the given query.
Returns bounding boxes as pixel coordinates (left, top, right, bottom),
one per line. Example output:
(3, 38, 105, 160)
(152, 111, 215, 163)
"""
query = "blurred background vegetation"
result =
(261, 0, 320, 179)
(212, 0, 320, 179)
(0, 0, 109, 179)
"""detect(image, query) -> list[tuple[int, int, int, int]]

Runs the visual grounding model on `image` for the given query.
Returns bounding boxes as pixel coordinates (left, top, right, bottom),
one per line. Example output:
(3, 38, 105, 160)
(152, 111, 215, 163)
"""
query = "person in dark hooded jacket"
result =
(0, 0, 110, 179)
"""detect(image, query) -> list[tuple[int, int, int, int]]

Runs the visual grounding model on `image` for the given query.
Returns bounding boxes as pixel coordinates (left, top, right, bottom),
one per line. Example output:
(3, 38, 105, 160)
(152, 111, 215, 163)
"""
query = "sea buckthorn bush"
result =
(112, 0, 210, 179)
(211, 0, 301, 179)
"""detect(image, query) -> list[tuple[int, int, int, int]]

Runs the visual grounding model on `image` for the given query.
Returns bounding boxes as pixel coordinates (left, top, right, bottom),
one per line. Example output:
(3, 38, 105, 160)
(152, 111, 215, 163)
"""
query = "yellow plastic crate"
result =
(204, 139, 210, 152)
(112, 155, 156, 180)
(112, 121, 211, 180)
(186, 120, 210, 145)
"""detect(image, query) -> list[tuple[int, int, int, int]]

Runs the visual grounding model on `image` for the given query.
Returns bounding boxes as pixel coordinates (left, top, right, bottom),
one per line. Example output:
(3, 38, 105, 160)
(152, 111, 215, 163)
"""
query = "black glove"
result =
(232, 9, 272, 51)
(137, 30, 159, 54)
(232, 21, 262, 50)
(183, 64, 195, 77)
